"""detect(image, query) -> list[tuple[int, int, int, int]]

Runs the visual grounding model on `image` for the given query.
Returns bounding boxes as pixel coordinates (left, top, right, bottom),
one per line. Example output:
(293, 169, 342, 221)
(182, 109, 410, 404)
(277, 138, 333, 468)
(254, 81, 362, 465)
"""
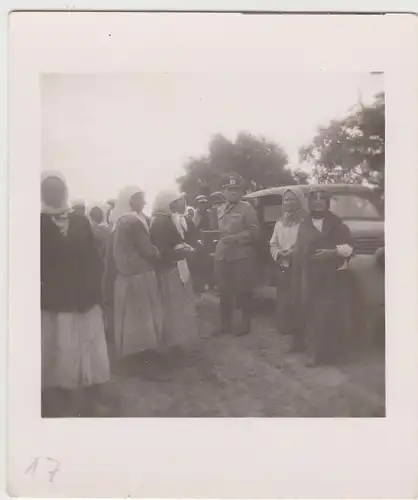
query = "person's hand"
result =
(222, 235, 237, 245)
(311, 248, 337, 261)
(183, 244, 195, 253)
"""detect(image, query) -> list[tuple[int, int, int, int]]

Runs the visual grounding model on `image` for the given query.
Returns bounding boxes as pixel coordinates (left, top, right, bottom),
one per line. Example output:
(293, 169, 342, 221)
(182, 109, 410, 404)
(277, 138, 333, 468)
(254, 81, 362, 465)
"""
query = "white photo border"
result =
(5, 6, 418, 499)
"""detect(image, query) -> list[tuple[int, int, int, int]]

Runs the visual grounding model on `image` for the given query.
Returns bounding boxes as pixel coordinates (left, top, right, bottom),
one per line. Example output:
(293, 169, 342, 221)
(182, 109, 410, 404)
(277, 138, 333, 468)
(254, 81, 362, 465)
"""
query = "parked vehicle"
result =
(243, 183, 384, 284)
(201, 183, 384, 318)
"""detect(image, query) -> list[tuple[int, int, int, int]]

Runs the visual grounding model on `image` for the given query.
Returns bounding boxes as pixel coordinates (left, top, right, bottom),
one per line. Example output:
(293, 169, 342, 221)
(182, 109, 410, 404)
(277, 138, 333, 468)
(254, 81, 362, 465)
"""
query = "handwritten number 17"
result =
(25, 457, 60, 482)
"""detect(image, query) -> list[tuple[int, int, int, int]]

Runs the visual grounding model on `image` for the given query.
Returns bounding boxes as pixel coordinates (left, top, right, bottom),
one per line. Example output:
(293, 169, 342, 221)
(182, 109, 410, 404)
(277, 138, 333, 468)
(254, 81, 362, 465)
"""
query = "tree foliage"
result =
(299, 92, 385, 188)
(178, 132, 295, 201)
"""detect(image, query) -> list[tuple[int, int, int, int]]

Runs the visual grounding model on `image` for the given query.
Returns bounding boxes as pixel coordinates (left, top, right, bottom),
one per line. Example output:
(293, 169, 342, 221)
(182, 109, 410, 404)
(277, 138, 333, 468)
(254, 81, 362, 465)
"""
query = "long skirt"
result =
(158, 266, 197, 347)
(42, 305, 110, 390)
(304, 270, 354, 365)
(114, 271, 163, 359)
(276, 267, 299, 337)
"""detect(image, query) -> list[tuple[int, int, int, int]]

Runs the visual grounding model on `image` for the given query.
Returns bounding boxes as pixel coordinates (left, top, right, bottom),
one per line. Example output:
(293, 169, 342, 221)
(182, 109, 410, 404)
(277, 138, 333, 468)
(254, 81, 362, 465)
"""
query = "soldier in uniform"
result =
(193, 195, 217, 230)
(214, 174, 260, 336)
(209, 191, 225, 230)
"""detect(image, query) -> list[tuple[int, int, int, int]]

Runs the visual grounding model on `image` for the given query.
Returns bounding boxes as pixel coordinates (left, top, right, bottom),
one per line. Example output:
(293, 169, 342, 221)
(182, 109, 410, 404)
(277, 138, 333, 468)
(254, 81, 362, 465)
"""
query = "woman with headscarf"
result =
(292, 188, 355, 365)
(270, 187, 307, 339)
(41, 172, 110, 417)
(150, 189, 198, 349)
(110, 186, 163, 363)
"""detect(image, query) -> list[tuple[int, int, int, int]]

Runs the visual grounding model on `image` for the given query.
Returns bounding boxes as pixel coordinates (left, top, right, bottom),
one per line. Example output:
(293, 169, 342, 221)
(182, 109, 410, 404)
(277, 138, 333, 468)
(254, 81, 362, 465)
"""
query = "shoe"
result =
(235, 318, 251, 337)
(213, 324, 232, 336)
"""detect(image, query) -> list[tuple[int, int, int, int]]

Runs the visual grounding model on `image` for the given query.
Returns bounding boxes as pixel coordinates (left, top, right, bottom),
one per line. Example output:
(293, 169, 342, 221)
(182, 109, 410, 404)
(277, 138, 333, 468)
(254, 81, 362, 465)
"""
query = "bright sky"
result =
(42, 72, 383, 210)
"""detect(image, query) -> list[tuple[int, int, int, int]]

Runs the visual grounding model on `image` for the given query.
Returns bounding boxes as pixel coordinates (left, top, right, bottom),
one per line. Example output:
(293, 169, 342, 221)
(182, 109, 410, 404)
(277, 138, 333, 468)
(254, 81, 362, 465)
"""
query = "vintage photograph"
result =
(40, 71, 385, 419)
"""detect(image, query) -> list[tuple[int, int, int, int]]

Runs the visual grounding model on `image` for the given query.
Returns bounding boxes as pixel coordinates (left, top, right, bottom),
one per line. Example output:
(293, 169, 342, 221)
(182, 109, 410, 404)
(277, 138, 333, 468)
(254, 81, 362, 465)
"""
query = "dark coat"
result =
(150, 214, 189, 270)
(41, 213, 103, 313)
(292, 211, 355, 364)
(113, 214, 159, 276)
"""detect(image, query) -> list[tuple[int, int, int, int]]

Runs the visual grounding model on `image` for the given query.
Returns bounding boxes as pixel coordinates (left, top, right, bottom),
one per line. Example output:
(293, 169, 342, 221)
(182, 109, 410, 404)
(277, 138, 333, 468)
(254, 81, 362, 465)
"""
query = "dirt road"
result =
(101, 294, 385, 418)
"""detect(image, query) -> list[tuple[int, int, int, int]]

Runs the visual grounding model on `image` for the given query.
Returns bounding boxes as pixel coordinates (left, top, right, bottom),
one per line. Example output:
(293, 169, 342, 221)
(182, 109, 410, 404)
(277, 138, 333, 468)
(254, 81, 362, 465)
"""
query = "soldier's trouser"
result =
(219, 292, 251, 327)
(215, 257, 254, 329)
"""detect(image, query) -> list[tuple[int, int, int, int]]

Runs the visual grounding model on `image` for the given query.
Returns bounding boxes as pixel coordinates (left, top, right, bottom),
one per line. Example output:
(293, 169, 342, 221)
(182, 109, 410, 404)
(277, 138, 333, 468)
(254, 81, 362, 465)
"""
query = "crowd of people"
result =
(41, 170, 356, 418)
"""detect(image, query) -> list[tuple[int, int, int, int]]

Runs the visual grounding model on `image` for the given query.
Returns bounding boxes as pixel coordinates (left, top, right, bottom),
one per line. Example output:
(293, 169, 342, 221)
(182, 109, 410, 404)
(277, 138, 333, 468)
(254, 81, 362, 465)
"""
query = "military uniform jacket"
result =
(214, 200, 260, 262)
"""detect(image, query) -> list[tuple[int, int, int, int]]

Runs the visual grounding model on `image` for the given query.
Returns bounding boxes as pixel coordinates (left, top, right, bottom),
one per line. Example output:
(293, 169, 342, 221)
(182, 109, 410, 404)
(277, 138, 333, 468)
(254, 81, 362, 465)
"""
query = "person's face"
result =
(170, 197, 186, 214)
(283, 191, 300, 213)
(130, 192, 146, 213)
(187, 208, 194, 220)
(309, 195, 328, 214)
(198, 201, 209, 211)
(224, 187, 243, 204)
(41, 177, 67, 209)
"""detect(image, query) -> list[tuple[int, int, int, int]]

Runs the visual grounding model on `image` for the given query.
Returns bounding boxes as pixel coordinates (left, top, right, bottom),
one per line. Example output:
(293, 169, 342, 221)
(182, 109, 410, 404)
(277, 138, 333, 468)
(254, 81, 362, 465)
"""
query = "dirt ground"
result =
(99, 294, 385, 418)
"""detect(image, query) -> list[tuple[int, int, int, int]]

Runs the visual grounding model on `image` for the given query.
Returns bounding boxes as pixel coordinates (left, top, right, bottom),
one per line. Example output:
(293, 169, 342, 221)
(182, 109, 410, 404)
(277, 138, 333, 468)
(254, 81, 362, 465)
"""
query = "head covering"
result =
(222, 173, 245, 190)
(41, 171, 70, 236)
(110, 185, 144, 229)
(308, 187, 332, 214)
(152, 189, 187, 237)
(308, 187, 332, 201)
(195, 195, 208, 204)
(281, 186, 308, 227)
(72, 198, 86, 208)
(152, 189, 185, 216)
(186, 206, 195, 216)
(41, 170, 69, 215)
(210, 191, 225, 204)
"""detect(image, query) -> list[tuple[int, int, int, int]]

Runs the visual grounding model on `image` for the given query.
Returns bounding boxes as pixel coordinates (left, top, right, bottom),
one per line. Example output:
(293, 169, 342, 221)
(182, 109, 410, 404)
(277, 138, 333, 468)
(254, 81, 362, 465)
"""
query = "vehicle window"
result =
(261, 192, 381, 222)
(264, 205, 282, 222)
(330, 194, 381, 219)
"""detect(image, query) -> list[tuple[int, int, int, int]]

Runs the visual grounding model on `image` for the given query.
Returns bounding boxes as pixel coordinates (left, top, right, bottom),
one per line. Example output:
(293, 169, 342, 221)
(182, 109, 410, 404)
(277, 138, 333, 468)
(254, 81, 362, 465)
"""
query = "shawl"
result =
(110, 185, 147, 232)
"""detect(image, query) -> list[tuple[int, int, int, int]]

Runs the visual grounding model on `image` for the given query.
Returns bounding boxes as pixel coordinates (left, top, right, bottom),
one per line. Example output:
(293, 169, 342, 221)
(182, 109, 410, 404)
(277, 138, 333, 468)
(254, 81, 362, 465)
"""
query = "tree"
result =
(178, 132, 295, 201)
(299, 92, 385, 189)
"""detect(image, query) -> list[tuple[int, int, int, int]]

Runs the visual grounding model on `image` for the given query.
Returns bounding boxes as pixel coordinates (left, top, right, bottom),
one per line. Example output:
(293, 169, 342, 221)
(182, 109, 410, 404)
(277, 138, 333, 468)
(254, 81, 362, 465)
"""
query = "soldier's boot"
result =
(235, 293, 251, 337)
(214, 293, 232, 335)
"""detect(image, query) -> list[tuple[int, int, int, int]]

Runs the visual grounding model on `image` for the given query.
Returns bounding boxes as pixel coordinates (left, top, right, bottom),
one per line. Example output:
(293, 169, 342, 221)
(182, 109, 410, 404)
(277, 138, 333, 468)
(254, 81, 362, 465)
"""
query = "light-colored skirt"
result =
(42, 305, 110, 390)
(159, 266, 197, 347)
(114, 271, 163, 359)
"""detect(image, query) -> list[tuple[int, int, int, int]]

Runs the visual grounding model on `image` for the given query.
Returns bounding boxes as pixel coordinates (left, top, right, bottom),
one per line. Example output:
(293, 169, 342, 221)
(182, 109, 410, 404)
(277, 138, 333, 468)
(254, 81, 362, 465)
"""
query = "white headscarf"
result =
(153, 189, 191, 283)
(41, 171, 70, 236)
(111, 185, 145, 231)
(280, 186, 308, 227)
(72, 198, 85, 208)
(152, 189, 188, 238)
(41, 170, 69, 215)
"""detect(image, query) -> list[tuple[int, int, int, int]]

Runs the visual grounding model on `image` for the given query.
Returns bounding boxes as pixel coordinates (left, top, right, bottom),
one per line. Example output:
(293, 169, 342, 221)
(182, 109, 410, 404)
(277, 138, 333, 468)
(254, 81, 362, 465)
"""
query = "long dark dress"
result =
(292, 211, 355, 365)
